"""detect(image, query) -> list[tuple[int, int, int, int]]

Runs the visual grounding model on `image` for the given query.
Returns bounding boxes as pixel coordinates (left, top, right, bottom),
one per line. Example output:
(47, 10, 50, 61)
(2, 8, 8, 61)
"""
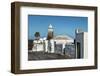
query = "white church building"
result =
(31, 24, 88, 59)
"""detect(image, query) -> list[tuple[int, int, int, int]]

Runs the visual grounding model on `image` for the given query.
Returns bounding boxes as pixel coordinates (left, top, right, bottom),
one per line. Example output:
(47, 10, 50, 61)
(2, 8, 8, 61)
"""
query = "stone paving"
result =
(28, 51, 73, 60)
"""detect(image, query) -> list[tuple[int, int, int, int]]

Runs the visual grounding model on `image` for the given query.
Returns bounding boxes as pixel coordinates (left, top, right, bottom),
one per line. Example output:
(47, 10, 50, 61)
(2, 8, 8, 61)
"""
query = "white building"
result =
(32, 24, 74, 53)
(31, 24, 88, 59)
(54, 34, 74, 54)
(32, 38, 45, 52)
(75, 29, 88, 59)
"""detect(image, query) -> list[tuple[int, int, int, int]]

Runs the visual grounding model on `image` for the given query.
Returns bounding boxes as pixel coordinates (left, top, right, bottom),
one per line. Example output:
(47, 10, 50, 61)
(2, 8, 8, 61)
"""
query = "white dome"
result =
(54, 34, 73, 40)
(48, 24, 53, 28)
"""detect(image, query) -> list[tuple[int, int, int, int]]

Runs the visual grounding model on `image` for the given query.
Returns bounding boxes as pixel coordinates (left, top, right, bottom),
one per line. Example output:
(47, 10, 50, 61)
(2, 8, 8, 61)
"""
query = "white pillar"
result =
(44, 40, 48, 52)
(50, 40, 55, 53)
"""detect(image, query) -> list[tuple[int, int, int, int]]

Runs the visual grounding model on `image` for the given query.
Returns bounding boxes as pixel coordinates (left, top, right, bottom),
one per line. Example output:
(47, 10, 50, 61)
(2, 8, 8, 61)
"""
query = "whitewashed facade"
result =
(75, 29, 88, 58)
(31, 25, 88, 59)
(32, 39, 44, 52)
(32, 35, 74, 55)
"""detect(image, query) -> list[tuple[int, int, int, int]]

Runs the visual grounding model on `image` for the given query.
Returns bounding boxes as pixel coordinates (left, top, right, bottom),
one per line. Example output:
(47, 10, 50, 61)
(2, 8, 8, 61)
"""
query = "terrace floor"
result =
(28, 51, 73, 60)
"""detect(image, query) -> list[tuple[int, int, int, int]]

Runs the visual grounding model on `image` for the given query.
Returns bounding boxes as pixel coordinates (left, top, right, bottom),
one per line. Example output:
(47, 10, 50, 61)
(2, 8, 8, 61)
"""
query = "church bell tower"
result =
(47, 24, 54, 40)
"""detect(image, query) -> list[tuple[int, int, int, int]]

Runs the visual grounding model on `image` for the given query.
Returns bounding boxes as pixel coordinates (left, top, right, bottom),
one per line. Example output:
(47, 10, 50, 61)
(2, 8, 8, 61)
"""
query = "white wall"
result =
(84, 32, 88, 59)
(0, 0, 100, 76)
(75, 32, 88, 58)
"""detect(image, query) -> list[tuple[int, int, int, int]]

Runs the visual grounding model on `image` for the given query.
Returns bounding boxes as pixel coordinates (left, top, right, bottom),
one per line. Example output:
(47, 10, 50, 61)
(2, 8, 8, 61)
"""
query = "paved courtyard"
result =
(28, 51, 73, 60)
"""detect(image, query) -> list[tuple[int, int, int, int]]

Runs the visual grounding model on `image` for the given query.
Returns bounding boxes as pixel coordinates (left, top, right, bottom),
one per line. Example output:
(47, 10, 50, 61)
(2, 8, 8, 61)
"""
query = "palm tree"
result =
(34, 32, 40, 40)
(34, 32, 40, 51)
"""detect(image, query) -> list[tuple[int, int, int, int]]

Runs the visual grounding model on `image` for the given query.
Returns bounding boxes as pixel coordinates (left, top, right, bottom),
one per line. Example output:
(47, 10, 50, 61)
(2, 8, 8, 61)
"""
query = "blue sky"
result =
(28, 15, 88, 40)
